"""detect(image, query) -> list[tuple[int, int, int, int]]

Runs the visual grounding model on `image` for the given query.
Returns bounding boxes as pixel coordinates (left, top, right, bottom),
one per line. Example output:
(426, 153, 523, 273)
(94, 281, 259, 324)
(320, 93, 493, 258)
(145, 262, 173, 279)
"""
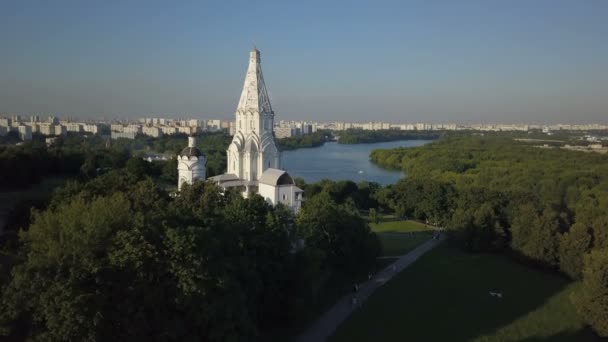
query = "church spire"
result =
(236, 47, 273, 114)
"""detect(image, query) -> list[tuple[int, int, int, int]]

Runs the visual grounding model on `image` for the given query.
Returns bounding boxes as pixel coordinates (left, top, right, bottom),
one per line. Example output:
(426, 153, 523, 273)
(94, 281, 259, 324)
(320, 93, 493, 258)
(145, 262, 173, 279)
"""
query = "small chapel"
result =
(177, 48, 303, 211)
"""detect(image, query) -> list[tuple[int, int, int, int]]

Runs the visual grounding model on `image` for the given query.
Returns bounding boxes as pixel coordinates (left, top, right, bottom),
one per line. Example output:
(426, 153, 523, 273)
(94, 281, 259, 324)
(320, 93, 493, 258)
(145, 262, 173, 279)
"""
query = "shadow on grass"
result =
(519, 328, 602, 342)
(330, 244, 589, 342)
(377, 232, 432, 256)
(268, 257, 396, 342)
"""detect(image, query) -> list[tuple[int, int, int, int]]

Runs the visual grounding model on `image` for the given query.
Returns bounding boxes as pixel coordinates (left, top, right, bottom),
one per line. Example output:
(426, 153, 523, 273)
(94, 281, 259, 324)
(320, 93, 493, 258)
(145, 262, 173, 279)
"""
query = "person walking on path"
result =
(296, 234, 446, 342)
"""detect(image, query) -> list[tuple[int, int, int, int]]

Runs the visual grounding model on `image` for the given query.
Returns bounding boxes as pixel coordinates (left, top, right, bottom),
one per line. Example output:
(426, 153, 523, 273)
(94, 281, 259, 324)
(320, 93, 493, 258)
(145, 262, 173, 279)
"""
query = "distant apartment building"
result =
(124, 125, 141, 135)
(83, 124, 100, 134)
(161, 126, 178, 135)
(110, 124, 124, 132)
(220, 120, 231, 129)
(17, 125, 32, 141)
(299, 123, 313, 135)
(39, 124, 54, 136)
(111, 131, 137, 140)
(66, 123, 82, 133)
(206, 119, 221, 131)
(110, 124, 140, 138)
(27, 123, 40, 133)
(178, 126, 195, 135)
(274, 126, 298, 138)
(143, 126, 163, 138)
(0, 118, 11, 127)
(54, 125, 67, 136)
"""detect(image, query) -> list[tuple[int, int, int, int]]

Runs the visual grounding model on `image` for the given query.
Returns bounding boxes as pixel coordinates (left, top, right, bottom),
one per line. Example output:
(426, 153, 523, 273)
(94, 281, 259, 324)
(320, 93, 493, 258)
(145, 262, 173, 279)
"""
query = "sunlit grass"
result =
(369, 219, 434, 256)
(369, 219, 433, 233)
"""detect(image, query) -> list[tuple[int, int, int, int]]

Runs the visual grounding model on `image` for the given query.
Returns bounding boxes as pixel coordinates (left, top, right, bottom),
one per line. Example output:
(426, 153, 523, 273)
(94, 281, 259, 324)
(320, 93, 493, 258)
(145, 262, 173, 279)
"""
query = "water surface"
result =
(281, 140, 431, 186)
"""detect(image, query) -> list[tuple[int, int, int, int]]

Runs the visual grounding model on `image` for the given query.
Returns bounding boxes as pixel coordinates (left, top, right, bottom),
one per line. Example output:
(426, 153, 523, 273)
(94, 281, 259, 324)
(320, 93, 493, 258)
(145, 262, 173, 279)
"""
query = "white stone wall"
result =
(259, 183, 302, 211)
(177, 156, 206, 191)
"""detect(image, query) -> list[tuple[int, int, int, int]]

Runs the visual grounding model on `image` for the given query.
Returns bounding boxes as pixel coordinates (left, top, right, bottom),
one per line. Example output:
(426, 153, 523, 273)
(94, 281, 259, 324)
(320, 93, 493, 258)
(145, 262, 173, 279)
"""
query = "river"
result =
(281, 140, 432, 186)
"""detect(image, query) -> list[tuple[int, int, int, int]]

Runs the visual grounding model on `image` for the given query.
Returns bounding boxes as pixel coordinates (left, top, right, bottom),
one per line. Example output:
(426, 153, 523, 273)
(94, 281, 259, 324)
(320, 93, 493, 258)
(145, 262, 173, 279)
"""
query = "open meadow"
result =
(330, 244, 598, 342)
(369, 218, 434, 256)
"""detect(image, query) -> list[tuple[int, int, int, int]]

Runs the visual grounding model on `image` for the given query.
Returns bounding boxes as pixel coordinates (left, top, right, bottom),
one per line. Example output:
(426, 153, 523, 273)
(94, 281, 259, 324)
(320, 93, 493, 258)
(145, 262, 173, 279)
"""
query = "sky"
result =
(1, 0, 607, 124)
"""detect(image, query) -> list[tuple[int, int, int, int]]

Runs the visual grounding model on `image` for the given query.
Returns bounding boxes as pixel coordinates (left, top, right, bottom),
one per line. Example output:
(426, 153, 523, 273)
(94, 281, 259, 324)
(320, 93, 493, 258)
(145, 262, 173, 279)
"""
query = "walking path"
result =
(296, 234, 446, 342)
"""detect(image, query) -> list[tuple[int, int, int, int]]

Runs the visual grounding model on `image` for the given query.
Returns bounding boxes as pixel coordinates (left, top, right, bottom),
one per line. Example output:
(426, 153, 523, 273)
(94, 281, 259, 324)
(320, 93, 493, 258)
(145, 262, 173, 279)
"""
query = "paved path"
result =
(296, 234, 446, 342)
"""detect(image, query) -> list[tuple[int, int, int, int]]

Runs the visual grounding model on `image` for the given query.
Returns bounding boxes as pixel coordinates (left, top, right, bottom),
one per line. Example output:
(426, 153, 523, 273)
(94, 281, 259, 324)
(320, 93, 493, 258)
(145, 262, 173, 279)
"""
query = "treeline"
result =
(370, 136, 608, 336)
(276, 131, 328, 151)
(296, 178, 381, 210)
(337, 129, 441, 144)
(112, 131, 231, 177)
(0, 169, 380, 340)
(0, 132, 232, 192)
(0, 138, 89, 190)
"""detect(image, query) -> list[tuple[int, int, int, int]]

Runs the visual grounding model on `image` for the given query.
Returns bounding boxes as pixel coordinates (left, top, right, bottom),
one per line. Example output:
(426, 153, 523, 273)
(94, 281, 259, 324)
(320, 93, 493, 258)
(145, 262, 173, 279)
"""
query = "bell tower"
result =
(227, 47, 279, 181)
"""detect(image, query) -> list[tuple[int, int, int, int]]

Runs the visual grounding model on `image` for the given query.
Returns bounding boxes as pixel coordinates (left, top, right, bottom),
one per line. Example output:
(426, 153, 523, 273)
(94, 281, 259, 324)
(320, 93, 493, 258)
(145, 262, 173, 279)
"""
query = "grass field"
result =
(369, 219, 433, 233)
(370, 219, 434, 256)
(377, 233, 431, 256)
(330, 244, 598, 342)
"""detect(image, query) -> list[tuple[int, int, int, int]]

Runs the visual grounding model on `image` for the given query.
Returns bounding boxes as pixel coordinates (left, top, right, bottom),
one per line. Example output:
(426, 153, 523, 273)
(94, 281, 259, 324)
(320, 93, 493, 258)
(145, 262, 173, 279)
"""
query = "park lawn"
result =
(330, 244, 596, 342)
(377, 233, 432, 256)
(370, 220, 434, 256)
(369, 219, 432, 233)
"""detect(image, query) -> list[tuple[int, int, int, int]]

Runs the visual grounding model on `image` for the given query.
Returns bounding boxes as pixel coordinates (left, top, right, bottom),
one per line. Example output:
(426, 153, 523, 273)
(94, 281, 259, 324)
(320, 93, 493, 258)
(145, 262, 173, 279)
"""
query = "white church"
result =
(178, 47, 303, 211)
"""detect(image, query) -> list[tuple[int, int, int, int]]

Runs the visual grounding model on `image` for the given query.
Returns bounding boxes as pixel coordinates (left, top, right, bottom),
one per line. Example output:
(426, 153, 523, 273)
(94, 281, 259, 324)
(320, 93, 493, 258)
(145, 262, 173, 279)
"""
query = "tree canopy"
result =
(369, 136, 608, 336)
(0, 169, 380, 340)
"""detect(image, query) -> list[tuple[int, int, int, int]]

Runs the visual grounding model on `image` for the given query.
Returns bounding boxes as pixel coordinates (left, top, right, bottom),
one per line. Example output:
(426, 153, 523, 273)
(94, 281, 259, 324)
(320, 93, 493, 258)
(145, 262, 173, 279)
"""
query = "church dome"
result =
(179, 136, 204, 158)
(179, 146, 203, 158)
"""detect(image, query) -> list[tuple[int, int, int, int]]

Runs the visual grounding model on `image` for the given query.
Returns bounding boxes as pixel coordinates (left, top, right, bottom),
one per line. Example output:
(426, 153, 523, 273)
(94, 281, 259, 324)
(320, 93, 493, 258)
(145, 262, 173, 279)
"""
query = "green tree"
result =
(572, 249, 608, 337)
(559, 223, 594, 279)
(297, 192, 380, 275)
(125, 156, 151, 178)
(512, 206, 562, 267)
(0, 194, 138, 341)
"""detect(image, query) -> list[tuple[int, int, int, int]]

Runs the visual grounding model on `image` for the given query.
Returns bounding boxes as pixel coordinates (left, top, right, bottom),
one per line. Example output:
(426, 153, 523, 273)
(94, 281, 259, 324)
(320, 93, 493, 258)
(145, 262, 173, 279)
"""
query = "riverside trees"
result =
(369, 136, 608, 336)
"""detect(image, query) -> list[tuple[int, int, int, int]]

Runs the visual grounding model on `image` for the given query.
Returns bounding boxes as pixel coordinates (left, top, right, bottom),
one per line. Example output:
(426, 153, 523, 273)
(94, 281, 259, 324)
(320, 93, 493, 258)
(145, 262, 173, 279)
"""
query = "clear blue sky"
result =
(1, 0, 607, 123)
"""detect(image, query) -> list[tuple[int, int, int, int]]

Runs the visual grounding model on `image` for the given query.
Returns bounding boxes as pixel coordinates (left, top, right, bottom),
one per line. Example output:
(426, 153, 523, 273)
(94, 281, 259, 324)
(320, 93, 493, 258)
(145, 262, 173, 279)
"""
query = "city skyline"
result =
(1, 1, 607, 123)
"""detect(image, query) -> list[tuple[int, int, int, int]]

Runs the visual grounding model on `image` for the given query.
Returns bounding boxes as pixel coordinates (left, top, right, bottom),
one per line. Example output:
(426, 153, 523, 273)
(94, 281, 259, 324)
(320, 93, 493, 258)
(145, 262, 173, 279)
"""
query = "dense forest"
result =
(276, 131, 329, 151)
(370, 136, 608, 336)
(337, 129, 441, 144)
(0, 168, 380, 341)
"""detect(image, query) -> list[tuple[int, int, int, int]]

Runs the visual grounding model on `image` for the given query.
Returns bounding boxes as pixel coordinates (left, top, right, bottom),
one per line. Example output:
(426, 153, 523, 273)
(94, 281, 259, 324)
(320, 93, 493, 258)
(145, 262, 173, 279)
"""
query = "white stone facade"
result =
(177, 136, 207, 191)
(227, 48, 280, 182)
(208, 48, 303, 211)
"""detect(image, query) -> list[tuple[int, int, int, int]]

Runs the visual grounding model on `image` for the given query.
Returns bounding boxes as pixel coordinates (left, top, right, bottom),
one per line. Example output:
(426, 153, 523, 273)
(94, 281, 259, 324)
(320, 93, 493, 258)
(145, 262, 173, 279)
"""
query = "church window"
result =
(282, 194, 286, 201)
(239, 120, 241, 129)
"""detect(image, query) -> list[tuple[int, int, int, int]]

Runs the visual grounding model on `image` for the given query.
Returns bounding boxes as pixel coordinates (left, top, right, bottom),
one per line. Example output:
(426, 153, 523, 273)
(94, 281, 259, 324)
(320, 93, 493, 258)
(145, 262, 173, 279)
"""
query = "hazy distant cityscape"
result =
(2, 113, 608, 143)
